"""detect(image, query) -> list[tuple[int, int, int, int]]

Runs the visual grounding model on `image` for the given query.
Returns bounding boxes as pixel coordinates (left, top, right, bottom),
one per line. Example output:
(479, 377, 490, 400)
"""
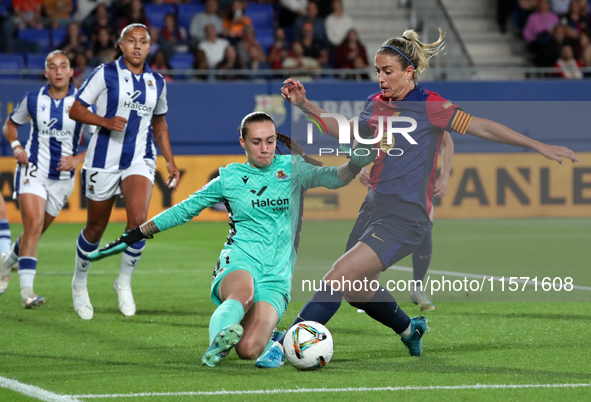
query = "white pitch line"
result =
(388, 266, 591, 291)
(0, 376, 81, 402)
(71, 383, 591, 399)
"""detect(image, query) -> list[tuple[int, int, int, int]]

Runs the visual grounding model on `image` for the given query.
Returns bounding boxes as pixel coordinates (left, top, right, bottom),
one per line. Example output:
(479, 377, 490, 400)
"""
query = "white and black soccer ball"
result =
(283, 321, 333, 371)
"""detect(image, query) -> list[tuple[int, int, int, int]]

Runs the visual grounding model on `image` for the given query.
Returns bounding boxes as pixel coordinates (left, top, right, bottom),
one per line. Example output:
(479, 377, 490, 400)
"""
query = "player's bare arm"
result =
(152, 115, 180, 190)
(2, 119, 28, 165)
(69, 100, 128, 131)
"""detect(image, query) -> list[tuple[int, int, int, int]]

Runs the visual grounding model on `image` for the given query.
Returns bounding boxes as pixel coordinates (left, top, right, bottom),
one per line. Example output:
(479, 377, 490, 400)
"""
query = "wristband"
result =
(10, 140, 20, 150)
(347, 161, 363, 176)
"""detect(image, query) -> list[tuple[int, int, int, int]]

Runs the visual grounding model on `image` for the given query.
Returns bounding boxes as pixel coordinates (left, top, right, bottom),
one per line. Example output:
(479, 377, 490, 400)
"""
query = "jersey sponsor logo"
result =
(40, 119, 73, 140)
(123, 91, 152, 117)
(250, 186, 267, 196)
(275, 170, 289, 180)
(251, 196, 290, 211)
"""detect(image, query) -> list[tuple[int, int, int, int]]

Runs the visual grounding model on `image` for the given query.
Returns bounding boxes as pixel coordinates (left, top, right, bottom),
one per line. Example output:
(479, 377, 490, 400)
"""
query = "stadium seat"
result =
(52, 28, 67, 49)
(144, 4, 176, 29)
(169, 53, 194, 79)
(245, 3, 274, 31)
(177, 4, 205, 31)
(26, 53, 46, 78)
(18, 29, 51, 52)
(256, 28, 275, 54)
(0, 53, 25, 79)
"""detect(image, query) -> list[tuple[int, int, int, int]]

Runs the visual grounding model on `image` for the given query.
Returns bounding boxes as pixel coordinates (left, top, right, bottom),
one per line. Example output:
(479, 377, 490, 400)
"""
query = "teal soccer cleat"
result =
(201, 324, 243, 367)
(255, 342, 285, 368)
(401, 316, 429, 356)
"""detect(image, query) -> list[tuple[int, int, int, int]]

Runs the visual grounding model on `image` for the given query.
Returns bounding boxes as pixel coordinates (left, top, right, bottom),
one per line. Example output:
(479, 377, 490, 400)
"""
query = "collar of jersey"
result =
(243, 155, 279, 172)
(117, 56, 153, 75)
(42, 83, 75, 98)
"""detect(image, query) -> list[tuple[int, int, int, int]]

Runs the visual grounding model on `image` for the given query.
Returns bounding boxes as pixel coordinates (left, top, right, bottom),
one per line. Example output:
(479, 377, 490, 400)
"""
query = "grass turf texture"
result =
(0, 218, 589, 402)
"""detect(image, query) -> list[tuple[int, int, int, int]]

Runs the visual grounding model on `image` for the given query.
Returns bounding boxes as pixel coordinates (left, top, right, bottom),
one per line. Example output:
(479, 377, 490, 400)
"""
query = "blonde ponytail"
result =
(378, 28, 445, 81)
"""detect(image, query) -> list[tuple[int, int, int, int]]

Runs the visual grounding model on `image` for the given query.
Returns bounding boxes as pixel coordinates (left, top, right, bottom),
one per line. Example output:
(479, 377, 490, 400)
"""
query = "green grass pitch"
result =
(1, 218, 590, 401)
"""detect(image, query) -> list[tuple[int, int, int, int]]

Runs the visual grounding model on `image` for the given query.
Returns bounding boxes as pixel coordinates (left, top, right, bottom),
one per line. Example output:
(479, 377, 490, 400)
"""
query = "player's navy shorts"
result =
(346, 189, 429, 269)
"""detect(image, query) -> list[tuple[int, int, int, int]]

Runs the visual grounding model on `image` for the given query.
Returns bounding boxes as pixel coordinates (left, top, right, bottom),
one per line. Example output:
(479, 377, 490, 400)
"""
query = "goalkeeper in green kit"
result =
(87, 112, 374, 367)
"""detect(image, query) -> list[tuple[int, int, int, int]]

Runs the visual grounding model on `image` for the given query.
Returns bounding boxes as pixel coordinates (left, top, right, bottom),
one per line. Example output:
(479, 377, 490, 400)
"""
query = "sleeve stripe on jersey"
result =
(451, 110, 473, 135)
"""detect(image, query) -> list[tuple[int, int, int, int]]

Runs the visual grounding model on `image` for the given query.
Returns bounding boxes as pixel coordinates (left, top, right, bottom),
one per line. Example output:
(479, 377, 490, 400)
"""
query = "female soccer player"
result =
(0, 50, 88, 308)
(87, 112, 374, 366)
(256, 28, 579, 368)
(69, 23, 180, 320)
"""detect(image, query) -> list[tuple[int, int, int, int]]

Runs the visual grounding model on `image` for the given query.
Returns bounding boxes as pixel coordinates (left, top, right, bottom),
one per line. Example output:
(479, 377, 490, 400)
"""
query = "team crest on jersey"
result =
(148, 80, 155, 89)
(24, 179, 30, 186)
(275, 170, 289, 180)
(66, 105, 71, 113)
(254, 94, 286, 126)
(89, 184, 95, 194)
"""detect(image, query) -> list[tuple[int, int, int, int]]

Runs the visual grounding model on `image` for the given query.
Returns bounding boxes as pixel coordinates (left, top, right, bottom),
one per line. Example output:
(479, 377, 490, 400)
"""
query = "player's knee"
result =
(23, 218, 43, 237)
(83, 223, 107, 243)
(235, 338, 265, 360)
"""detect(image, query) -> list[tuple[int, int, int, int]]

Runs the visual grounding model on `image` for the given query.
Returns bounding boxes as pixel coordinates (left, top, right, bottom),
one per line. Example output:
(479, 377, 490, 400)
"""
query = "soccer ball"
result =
(283, 321, 333, 371)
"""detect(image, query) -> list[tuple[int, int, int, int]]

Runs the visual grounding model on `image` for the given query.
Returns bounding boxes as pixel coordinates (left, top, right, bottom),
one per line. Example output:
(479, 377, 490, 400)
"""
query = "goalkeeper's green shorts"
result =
(210, 249, 290, 325)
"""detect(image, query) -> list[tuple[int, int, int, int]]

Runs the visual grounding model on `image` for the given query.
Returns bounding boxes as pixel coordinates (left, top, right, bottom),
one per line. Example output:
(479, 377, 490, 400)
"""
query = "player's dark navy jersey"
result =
(359, 85, 472, 216)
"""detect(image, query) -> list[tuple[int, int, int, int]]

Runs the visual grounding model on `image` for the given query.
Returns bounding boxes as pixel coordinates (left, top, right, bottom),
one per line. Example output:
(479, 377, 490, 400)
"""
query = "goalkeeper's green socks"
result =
(208, 299, 245, 344)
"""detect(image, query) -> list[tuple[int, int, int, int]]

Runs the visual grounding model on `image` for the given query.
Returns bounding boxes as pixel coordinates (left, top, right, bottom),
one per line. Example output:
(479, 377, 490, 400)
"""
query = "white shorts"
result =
(82, 160, 156, 202)
(13, 163, 75, 217)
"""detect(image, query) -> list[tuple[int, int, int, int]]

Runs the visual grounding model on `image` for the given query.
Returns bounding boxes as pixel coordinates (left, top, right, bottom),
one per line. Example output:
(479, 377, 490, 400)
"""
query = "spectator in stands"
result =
(247, 45, 270, 75)
(85, 3, 112, 42)
(72, 51, 93, 87)
(577, 31, 591, 70)
(59, 22, 90, 60)
(237, 25, 265, 66)
(190, 0, 223, 46)
(222, 1, 252, 41)
(199, 23, 230, 68)
(325, 0, 353, 47)
(294, 1, 326, 43)
(216, 44, 244, 80)
(335, 28, 368, 71)
(193, 49, 210, 79)
(551, 0, 572, 17)
(118, 0, 150, 33)
(42, 0, 73, 28)
(554, 44, 584, 77)
(1, 0, 44, 52)
(150, 48, 173, 82)
(565, 0, 589, 33)
(523, 0, 560, 43)
(300, 22, 328, 66)
(74, 0, 112, 25)
(90, 27, 114, 66)
(279, 0, 308, 28)
(267, 27, 289, 70)
(161, 13, 188, 53)
(282, 41, 320, 73)
(513, 0, 538, 33)
(552, 23, 578, 49)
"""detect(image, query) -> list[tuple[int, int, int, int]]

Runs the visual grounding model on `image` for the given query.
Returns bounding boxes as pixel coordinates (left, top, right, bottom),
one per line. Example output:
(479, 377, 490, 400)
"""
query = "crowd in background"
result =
(0, 0, 370, 83)
(498, 0, 591, 78)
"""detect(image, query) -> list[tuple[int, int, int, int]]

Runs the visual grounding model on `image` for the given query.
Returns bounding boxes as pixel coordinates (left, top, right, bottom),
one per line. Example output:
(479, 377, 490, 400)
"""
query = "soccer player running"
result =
(0, 50, 89, 308)
(358, 130, 453, 311)
(86, 111, 375, 366)
(69, 23, 180, 320)
(256, 28, 579, 368)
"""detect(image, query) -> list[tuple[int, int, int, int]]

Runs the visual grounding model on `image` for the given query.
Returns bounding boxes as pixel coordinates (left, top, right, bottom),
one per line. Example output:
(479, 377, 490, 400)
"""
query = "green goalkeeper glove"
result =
(339, 143, 376, 176)
(88, 227, 149, 262)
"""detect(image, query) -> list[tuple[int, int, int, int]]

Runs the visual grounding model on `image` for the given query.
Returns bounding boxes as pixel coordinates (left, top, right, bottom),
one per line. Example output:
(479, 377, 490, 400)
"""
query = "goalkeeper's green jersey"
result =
(152, 155, 345, 287)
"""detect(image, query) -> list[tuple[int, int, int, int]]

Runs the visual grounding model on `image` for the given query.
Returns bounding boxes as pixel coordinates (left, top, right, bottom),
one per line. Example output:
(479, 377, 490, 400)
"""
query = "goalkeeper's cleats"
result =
(114, 279, 136, 317)
(0, 252, 13, 295)
(410, 289, 435, 311)
(401, 316, 429, 356)
(72, 279, 94, 320)
(88, 237, 129, 262)
(255, 342, 285, 369)
(202, 324, 243, 367)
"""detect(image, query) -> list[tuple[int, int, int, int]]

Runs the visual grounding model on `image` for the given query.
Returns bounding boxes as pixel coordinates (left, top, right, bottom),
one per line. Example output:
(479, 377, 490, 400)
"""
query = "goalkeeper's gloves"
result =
(87, 227, 150, 262)
(339, 143, 376, 176)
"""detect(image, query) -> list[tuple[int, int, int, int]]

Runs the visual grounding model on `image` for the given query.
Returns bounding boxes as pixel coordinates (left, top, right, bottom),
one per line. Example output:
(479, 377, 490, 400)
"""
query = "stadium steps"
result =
(441, 0, 531, 79)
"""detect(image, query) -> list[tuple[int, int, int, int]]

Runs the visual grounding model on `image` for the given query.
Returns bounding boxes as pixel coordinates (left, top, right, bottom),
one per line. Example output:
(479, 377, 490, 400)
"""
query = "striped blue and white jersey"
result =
(9, 83, 85, 181)
(75, 57, 168, 172)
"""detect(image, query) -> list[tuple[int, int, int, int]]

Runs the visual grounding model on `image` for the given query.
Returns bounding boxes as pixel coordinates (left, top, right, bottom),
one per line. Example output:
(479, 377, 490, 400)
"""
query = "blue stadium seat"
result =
(52, 28, 67, 49)
(245, 3, 274, 30)
(18, 29, 51, 52)
(177, 4, 205, 31)
(169, 53, 194, 79)
(256, 28, 275, 54)
(0, 53, 25, 79)
(144, 4, 176, 29)
(26, 53, 46, 78)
